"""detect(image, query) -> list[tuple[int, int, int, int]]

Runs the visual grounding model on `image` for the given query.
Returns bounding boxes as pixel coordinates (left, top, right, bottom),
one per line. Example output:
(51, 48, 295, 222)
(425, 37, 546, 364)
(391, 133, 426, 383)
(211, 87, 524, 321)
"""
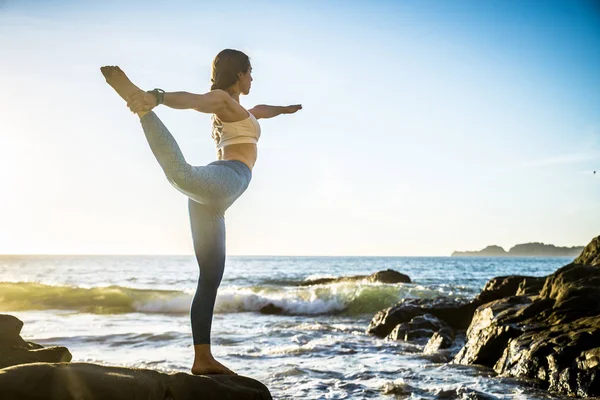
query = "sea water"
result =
(0, 255, 575, 399)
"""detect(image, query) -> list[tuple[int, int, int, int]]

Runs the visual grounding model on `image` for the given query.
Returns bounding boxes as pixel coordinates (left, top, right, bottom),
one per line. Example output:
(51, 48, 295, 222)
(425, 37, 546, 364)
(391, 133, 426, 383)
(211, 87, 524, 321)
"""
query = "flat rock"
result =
(0, 362, 272, 400)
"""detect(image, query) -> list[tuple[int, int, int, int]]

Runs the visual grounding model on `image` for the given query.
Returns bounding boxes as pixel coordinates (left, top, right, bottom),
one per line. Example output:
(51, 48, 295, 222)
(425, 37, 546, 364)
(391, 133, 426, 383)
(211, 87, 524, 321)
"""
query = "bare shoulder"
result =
(213, 90, 251, 122)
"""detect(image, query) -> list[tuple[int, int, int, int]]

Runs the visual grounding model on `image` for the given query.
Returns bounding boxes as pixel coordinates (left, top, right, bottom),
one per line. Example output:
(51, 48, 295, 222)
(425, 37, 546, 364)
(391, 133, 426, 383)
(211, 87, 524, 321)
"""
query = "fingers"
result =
(285, 104, 303, 113)
(128, 103, 152, 114)
(128, 100, 151, 112)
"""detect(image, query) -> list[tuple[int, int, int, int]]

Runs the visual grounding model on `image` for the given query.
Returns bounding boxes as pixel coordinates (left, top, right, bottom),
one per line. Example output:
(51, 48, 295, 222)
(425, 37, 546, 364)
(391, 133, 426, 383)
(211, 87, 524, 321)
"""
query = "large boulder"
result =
(0, 362, 272, 400)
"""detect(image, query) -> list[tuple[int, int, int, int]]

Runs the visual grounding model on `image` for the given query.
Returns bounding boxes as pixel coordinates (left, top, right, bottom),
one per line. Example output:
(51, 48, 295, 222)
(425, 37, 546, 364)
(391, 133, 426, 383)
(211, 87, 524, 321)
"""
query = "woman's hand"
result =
(248, 104, 303, 119)
(282, 104, 302, 114)
(127, 90, 158, 113)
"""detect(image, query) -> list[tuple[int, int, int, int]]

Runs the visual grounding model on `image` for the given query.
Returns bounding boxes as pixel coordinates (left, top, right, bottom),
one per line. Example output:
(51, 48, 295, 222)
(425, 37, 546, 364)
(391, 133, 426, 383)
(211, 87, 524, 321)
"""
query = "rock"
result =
(452, 235, 600, 397)
(0, 346, 73, 370)
(0, 314, 23, 338)
(299, 269, 410, 286)
(0, 314, 72, 369)
(573, 235, 600, 266)
(259, 303, 284, 315)
(475, 275, 544, 304)
(367, 297, 478, 338)
(367, 269, 411, 284)
(515, 276, 546, 296)
(366, 303, 424, 338)
(386, 313, 447, 343)
(424, 329, 455, 354)
(435, 386, 500, 399)
(452, 296, 527, 367)
(367, 272, 546, 340)
(0, 362, 272, 400)
(0, 315, 273, 399)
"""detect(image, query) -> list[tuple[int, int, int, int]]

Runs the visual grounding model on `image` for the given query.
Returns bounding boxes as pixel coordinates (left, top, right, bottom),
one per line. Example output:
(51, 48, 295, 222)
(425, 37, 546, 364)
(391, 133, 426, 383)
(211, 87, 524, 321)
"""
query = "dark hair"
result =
(210, 49, 251, 91)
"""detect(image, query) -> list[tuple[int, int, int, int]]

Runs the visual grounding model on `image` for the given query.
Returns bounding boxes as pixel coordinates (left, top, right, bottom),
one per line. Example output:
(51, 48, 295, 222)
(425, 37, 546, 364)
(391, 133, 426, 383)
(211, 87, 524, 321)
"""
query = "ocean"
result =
(0, 255, 575, 399)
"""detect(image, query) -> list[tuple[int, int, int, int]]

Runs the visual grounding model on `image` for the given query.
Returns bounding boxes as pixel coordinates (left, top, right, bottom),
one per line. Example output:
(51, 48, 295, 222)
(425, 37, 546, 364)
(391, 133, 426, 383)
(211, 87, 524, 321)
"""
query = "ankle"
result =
(193, 344, 214, 361)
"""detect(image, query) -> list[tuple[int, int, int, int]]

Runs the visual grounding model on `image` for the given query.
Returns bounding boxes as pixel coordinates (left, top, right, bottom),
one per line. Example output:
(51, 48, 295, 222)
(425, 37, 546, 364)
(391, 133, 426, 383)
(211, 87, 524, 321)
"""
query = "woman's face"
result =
(239, 66, 253, 95)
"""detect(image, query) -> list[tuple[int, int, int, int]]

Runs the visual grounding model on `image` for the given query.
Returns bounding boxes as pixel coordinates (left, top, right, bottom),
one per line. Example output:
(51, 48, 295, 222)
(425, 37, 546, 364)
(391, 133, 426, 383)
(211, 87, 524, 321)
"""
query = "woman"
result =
(100, 49, 302, 376)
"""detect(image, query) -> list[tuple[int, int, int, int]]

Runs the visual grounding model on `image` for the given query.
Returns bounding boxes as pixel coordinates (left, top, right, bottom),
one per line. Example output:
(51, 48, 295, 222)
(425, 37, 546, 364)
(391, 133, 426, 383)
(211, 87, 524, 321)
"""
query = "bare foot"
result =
(191, 358, 238, 376)
(100, 65, 143, 103)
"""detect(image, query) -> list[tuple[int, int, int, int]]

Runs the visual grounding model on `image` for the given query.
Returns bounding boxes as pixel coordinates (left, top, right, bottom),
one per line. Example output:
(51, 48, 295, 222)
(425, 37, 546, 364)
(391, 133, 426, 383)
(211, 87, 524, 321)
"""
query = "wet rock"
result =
(475, 275, 543, 305)
(300, 269, 410, 286)
(367, 297, 477, 338)
(386, 313, 447, 343)
(435, 386, 500, 399)
(259, 303, 284, 315)
(367, 235, 600, 397)
(424, 329, 455, 354)
(0, 314, 72, 369)
(453, 235, 600, 397)
(366, 272, 548, 341)
(0, 362, 272, 400)
(366, 269, 411, 284)
(452, 297, 527, 367)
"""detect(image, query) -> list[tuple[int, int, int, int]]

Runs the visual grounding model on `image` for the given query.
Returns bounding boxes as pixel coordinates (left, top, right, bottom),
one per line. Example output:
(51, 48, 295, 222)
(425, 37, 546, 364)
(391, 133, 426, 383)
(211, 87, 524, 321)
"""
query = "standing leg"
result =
(187, 199, 237, 375)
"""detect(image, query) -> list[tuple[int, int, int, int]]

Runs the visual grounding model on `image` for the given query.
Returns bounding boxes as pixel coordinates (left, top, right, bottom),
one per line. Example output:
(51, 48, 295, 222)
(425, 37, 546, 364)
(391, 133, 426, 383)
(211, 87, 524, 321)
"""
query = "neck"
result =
(225, 88, 241, 103)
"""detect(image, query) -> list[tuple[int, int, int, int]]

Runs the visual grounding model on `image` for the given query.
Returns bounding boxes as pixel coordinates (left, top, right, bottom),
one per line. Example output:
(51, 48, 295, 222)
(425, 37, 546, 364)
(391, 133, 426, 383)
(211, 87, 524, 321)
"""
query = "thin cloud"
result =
(522, 152, 598, 168)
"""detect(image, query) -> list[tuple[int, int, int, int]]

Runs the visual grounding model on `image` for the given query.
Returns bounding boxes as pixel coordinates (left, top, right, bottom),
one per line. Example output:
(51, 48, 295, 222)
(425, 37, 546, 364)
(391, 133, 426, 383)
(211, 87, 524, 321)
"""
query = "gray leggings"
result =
(139, 111, 252, 344)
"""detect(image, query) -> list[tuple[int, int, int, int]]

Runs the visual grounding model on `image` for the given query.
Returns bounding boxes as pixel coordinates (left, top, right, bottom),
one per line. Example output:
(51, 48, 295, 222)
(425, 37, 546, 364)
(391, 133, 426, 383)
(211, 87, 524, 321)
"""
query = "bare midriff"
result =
(218, 143, 257, 171)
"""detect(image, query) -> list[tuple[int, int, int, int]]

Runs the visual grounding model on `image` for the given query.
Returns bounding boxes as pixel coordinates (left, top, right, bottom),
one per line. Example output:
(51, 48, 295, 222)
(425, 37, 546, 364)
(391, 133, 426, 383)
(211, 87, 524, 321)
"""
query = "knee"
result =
(167, 171, 187, 188)
(199, 268, 225, 288)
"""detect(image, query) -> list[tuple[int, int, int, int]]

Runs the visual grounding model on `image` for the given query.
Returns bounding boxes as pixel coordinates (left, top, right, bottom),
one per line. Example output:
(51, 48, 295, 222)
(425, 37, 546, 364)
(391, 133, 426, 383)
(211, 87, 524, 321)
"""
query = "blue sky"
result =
(0, 0, 598, 255)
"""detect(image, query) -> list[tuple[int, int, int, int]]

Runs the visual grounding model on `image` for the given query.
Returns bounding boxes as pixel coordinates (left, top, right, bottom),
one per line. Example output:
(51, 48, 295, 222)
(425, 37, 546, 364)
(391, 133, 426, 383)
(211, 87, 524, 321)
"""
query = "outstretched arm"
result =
(248, 104, 302, 119)
(127, 89, 234, 114)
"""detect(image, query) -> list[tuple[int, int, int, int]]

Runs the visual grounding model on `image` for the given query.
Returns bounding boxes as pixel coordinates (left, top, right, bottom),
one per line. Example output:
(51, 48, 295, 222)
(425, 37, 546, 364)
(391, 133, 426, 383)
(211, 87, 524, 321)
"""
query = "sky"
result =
(0, 0, 598, 256)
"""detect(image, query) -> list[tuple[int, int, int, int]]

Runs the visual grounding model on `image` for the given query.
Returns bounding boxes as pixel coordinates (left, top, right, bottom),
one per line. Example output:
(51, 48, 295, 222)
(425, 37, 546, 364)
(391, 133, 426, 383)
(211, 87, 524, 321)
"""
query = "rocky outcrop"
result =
(452, 236, 600, 397)
(368, 235, 600, 398)
(0, 314, 273, 400)
(299, 269, 411, 286)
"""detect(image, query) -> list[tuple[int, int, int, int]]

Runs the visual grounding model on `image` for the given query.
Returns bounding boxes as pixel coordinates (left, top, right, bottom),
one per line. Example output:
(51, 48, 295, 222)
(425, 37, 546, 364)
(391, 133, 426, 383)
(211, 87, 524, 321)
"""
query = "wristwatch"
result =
(147, 88, 165, 105)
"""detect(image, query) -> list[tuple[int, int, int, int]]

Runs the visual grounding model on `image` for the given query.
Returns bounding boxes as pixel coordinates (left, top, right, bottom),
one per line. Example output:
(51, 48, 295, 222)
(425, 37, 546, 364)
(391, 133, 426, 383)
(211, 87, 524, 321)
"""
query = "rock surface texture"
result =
(368, 235, 600, 398)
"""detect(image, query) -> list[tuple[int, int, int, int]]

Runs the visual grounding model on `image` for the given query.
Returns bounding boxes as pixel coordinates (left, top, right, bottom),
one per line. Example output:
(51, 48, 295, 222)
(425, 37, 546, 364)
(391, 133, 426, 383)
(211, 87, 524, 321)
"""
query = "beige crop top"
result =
(211, 111, 261, 150)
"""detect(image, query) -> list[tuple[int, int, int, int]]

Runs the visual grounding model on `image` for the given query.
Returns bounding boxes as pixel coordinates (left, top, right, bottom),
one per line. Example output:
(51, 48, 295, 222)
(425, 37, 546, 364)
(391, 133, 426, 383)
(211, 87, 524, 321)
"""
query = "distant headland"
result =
(451, 242, 585, 257)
